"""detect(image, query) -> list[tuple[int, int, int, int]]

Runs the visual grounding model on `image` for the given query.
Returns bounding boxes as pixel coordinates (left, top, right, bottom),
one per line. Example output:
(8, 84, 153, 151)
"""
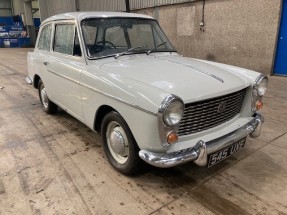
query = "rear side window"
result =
(38, 24, 52, 51)
(54, 24, 75, 55)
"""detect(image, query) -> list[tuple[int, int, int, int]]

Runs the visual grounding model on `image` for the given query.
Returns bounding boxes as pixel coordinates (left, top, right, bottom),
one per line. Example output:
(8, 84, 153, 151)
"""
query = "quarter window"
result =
(38, 24, 52, 51)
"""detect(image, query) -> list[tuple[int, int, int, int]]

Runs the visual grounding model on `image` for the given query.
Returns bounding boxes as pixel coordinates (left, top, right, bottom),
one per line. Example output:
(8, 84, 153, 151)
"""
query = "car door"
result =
(33, 23, 53, 88)
(43, 21, 84, 120)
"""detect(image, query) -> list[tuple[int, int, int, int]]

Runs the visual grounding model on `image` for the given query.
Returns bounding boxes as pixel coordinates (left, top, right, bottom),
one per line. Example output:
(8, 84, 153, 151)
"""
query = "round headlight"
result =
(257, 77, 268, 96)
(163, 99, 184, 126)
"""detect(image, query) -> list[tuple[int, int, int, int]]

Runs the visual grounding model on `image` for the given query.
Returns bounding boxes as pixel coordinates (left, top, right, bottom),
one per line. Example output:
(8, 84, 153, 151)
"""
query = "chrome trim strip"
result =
(46, 69, 157, 116)
(139, 113, 264, 168)
(255, 73, 268, 85)
(252, 74, 268, 111)
(47, 69, 80, 84)
(183, 64, 225, 83)
(161, 58, 224, 83)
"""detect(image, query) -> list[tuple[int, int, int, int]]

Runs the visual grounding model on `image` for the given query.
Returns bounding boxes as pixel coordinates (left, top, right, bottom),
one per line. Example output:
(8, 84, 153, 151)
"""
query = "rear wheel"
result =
(38, 79, 58, 114)
(101, 111, 143, 175)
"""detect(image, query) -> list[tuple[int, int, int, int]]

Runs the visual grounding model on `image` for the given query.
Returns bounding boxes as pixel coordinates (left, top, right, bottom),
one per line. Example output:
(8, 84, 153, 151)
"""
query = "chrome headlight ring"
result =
(252, 74, 268, 111)
(158, 95, 184, 146)
(254, 74, 268, 97)
(160, 95, 184, 126)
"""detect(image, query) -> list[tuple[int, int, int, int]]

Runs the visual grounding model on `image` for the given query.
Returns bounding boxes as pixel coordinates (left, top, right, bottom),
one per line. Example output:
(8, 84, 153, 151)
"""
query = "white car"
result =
(27, 12, 267, 175)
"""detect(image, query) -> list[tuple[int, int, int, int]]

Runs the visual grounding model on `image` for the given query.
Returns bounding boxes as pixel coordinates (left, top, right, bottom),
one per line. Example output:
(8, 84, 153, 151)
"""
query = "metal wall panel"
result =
(78, 0, 195, 12)
(32, 1, 40, 18)
(0, 0, 12, 16)
(79, 0, 126, 12)
(130, 0, 196, 9)
(0, 9, 12, 16)
(46, 0, 76, 17)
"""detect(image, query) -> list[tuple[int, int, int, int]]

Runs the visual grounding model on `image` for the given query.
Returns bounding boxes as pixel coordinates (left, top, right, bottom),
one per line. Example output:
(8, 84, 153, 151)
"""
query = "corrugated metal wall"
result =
(79, 0, 126, 12)
(0, 0, 12, 16)
(32, 1, 40, 18)
(46, 0, 76, 17)
(130, 0, 195, 10)
(79, 0, 196, 12)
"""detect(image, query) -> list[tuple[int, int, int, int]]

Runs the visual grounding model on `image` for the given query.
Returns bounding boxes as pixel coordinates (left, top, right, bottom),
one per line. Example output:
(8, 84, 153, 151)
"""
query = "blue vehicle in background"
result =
(0, 15, 40, 48)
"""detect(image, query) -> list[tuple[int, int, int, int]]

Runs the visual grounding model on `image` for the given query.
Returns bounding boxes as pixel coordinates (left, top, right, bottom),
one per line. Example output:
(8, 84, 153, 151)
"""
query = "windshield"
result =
(81, 18, 176, 59)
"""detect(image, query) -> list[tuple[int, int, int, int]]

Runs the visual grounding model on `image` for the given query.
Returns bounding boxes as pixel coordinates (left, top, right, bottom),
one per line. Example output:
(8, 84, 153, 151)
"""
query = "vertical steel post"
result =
(24, 1, 36, 46)
(75, 0, 79, 11)
(125, 0, 130, 12)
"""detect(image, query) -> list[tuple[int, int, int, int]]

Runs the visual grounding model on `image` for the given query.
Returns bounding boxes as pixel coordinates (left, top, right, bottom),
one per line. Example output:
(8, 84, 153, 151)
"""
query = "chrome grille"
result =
(178, 88, 247, 136)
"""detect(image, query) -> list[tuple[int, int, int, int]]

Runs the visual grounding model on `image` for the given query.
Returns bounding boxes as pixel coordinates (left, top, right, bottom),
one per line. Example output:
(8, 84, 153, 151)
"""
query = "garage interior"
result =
(1, 0, 287, 214)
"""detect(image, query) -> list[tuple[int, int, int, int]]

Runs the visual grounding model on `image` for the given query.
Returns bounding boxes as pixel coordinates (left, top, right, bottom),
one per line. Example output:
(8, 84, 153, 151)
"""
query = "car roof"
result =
(42, 12, 155, 26)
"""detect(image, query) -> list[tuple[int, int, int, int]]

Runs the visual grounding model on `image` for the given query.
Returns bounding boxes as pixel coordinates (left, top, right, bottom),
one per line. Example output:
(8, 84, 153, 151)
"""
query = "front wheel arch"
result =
(94, 105, 116, 133)
(101, 111, 145, 175)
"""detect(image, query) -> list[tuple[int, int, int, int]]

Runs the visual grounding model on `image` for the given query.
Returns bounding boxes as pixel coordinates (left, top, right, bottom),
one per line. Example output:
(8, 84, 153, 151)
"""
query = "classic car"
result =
(26, 12, 267, 175)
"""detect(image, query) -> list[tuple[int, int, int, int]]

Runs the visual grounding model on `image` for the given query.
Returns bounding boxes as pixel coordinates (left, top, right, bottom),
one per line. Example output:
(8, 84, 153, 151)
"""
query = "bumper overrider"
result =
(139, 113, 264, 168)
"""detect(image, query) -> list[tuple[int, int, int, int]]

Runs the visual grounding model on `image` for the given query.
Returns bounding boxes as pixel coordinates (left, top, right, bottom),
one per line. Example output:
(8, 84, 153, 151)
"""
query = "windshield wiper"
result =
(146, 42, 167, 55)
(114, 46, 145, 59)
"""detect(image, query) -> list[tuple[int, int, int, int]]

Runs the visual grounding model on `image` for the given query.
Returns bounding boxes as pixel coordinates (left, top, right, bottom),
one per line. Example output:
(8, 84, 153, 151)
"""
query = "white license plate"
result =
(208, 138, 246, 168)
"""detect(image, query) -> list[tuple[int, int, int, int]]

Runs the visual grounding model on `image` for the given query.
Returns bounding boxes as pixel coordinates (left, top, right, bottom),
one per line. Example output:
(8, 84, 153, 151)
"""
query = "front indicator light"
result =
(256, 101, 263, 110)
(167, 132, 178, 144)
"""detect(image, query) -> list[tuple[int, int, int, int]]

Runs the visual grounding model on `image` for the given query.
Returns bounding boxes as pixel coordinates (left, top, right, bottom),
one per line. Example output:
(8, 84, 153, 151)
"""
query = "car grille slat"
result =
(182, 100, 244, 118)
(183, 97, 245, 113)
(180, 110, 240, 128)
(178, 88, 247, 136)
(180, 108, 241, 125)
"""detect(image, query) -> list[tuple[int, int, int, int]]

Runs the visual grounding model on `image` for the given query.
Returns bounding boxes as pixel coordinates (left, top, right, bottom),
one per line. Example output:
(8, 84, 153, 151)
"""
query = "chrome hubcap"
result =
(106, 121, 129, 164)
(40, 85, 48, 109)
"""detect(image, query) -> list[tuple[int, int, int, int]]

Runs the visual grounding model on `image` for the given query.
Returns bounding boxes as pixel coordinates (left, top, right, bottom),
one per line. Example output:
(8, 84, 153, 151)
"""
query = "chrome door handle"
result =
(43, 62, 49, 66)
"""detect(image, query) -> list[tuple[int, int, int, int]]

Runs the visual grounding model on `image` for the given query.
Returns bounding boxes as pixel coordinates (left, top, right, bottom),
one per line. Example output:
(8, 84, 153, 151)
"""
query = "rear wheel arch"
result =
(38, 79, 58, 114)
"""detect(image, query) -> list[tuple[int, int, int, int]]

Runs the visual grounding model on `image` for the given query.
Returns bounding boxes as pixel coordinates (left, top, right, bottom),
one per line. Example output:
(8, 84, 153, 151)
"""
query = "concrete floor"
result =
(0, 48, 286, 215)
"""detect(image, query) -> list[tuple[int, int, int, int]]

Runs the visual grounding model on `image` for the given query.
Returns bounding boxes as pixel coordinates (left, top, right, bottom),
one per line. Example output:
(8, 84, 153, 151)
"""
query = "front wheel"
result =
(38, 79, 58, 114)
(101, 111, 144, 175)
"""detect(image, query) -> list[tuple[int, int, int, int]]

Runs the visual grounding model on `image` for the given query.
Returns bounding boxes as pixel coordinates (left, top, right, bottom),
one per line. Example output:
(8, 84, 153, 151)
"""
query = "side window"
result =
(38, 24, 52, 51)
(105, 26, 127, 47)
(54, 24, 75, 55)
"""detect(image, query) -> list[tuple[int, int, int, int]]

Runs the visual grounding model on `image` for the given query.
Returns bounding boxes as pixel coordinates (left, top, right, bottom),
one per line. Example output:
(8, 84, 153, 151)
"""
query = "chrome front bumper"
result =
(139, 113, 264, 168)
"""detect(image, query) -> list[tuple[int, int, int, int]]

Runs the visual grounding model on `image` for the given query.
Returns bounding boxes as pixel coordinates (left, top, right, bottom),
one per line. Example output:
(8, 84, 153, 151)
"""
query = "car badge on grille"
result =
(217, 101, 227, 113)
